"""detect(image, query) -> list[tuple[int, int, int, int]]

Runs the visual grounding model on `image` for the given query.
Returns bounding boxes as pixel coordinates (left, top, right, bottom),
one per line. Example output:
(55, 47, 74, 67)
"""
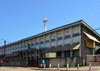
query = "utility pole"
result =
(1, 38, 6, 59)
(4, 40, 6, 59)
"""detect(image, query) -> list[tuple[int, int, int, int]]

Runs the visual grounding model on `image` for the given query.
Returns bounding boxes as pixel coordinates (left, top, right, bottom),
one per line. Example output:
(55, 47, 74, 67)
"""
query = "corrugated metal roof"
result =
(83, 32, 100, 43)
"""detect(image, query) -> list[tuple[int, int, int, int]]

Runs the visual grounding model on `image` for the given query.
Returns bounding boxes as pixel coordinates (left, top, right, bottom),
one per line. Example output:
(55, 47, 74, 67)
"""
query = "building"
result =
(0, 20, 100, 67)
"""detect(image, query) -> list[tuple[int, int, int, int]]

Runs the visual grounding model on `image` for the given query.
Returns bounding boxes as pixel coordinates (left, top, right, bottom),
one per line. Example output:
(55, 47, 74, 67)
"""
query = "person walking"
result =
(1, 60, 3, 66)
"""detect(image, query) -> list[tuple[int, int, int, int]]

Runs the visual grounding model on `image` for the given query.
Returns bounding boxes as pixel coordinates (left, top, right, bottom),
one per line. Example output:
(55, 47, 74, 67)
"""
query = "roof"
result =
(0, 20, 100, 48)
(83, 32, 100, 43)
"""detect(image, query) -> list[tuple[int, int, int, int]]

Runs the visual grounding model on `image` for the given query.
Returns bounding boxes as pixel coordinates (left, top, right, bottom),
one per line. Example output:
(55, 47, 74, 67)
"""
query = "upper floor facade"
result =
(0, 20, 100, 55)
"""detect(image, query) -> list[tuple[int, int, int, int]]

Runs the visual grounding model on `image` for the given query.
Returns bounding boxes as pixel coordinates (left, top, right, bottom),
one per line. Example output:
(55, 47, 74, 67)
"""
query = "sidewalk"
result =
(0, 66, 100, 71)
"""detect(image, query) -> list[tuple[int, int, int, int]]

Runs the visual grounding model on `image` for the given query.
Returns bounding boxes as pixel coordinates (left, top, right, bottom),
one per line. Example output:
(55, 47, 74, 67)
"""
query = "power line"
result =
(95, 28, 100, 31)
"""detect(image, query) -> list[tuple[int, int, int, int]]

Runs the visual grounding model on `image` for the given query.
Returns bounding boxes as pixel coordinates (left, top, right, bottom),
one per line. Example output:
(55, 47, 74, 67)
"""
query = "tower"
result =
(43, 17, 48, 32)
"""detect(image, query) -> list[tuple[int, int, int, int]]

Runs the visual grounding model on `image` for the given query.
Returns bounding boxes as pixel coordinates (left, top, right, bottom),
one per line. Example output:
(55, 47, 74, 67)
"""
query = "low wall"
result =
(3, 59, 27, 67)
(86, 55, 100, 66)
(38, 57, 82, 68)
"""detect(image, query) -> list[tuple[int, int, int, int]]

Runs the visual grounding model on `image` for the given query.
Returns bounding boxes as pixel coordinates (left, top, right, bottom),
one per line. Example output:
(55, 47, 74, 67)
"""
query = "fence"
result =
(3, 59, 27, 67)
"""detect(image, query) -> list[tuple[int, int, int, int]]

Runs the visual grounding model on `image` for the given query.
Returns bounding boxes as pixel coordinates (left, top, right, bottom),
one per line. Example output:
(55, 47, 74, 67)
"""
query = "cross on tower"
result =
(43, 17, 48, 32)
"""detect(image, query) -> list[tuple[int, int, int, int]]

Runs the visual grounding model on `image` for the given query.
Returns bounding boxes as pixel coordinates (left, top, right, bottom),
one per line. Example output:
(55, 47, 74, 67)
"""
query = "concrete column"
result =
(62, 29, 65, 47)
(19, 53, 21, 59)
(30, 51, 32, 59)
(55, 32, 57, 47)
(34, 51, 36, 65)
(13, 53, 14, 60)
(38, 50, 40, 58)
(93, 41, 95, 55)
(79, 25, 81, 57)
(62, 51, 64, 58)
(44, 35, 46, 48)
(49, 33, 51, 48)
(26, 51, 28, 59)
(35, 50, 37, 60)
(39, 37, 41, 47)
(43, 53, 45, 58)
(23, 52, 24, 59)
(34, 38, 36, 47)
(70, 27, 73, 57)
(30, 51, 32, 65)
(26, 41, 28, 49)
(30, 40, 32, 48)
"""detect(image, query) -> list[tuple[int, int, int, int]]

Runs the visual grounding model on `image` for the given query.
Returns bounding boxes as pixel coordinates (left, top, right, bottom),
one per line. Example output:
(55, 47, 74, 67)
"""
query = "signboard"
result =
(45, 53, 56, 58)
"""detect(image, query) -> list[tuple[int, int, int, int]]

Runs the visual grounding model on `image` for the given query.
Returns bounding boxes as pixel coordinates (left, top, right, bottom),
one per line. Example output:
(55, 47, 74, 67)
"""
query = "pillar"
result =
(70, 27, 73, 57)
(23, 52, 24, 59)
(26, 51, 28, 59)
(79, 25, 81, 57)
(55, 32, 57, 47)
(30, 51, 32, 59)
(62, 51, 64, 58)
(93, 41, 95, 55)
(49, 33, 51, 48)
(62, 30, 64, 47)
(44, 35, 46, 48)
(30, 51, 32, 65)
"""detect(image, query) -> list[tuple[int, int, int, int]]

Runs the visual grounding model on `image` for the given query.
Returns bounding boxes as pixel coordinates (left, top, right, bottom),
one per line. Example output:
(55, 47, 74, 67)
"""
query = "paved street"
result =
(0, 66, 100, 71)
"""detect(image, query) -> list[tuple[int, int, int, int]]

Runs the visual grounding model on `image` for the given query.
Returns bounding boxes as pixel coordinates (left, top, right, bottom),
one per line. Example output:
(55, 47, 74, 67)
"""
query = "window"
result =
(32, 43, 34, 46)
(51, 39, 55, 42)
(64, 44, 70, 47)
(28, 52, 30, 55)
(66, 51, 70, 57)
(66, 31, 69, 33)
(59, 33, 61, 35)
(57, 45, 62, 47)
(40, 41, 44, 44)
(31, 51, 34, 54)
(64, 35, 70, 39)
(37, 51, 38, 54)
(72, 42, 79, 45)
(46, 40, 49, 43)
(46, 47, 49, 48)
(28, 44, 30, 49)
(25, 45, 26, 47)
(51, 46, 55, 48)
(56, 51, 62, 57)
(73, 50, 79, 57)
(73, 33, 79, 37)
(36, 42, 38, 45)
(58, 37, 62, 41)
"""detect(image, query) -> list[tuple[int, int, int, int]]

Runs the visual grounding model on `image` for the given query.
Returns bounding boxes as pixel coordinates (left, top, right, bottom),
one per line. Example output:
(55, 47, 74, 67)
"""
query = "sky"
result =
(0, 0, 100, 45)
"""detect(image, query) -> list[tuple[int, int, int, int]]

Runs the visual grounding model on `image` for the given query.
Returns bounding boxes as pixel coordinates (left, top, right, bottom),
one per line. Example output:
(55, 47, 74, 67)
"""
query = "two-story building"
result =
(0, 20, 100, 67)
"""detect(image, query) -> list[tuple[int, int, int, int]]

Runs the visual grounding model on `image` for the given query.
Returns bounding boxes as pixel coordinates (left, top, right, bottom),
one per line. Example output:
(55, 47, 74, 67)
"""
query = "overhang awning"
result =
(6, 53, 13, 57)
(73, 44, 80, 50)
(6, 53, 18, 57)
(83, 32, 100, 43)
(43, 43, 80, 53)
(43, 48, 50, 53)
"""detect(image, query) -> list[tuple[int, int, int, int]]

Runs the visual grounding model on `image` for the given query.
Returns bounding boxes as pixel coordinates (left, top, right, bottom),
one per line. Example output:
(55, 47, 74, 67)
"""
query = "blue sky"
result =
(0, 0, 100, 45)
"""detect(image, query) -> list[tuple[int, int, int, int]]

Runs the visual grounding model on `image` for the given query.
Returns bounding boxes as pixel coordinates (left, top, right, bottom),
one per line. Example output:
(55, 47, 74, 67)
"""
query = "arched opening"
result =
(95, 48, 100, 54)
